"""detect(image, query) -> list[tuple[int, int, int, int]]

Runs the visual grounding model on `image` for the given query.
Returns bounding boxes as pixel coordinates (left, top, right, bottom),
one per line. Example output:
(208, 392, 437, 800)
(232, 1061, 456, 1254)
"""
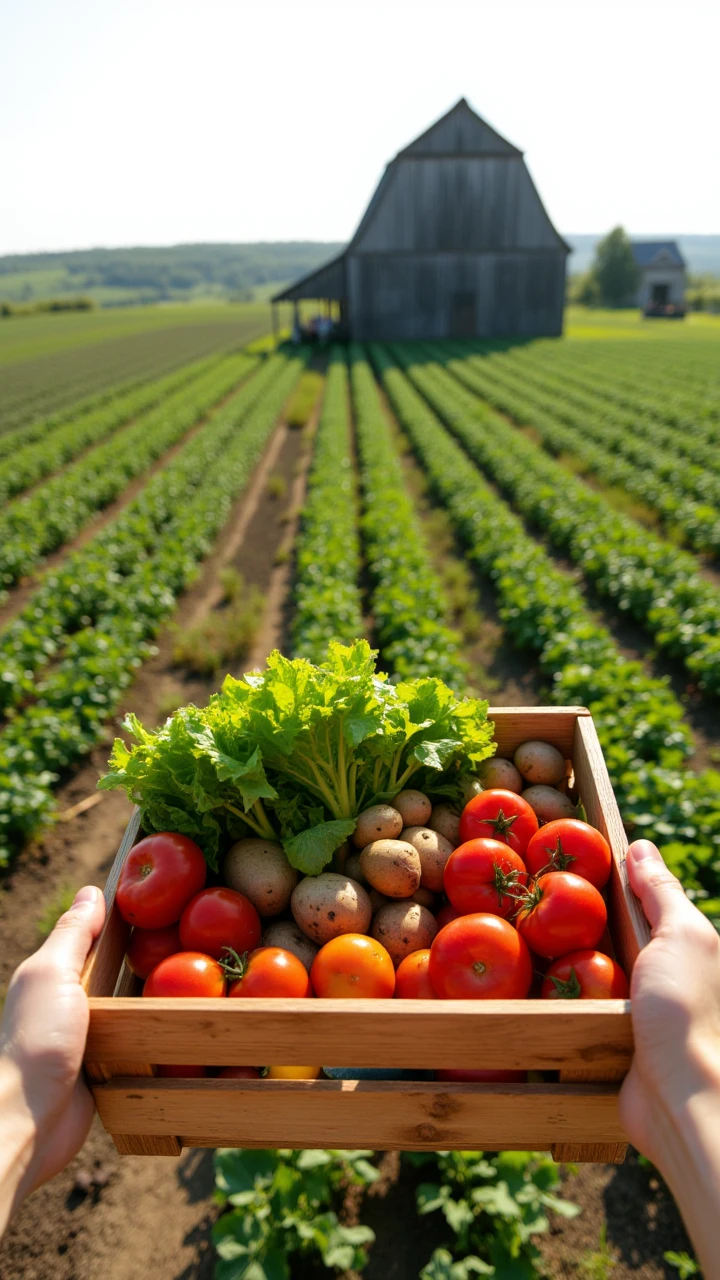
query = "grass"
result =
(172, 570, 265, 676)
(266, 473, 288, 500)
(285, 370, 324, 427)
(578, 1226, 617, 1279)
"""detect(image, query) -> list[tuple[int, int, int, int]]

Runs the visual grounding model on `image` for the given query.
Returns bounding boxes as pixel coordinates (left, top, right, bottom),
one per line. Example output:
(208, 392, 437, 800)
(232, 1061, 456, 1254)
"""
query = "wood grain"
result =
(86, 998, 632, 1071)
(489, 706, 585, 759)
(81, 807, 140, 999)
(93, 1077, 626, 1151)
(112, 1134, 182, 1157)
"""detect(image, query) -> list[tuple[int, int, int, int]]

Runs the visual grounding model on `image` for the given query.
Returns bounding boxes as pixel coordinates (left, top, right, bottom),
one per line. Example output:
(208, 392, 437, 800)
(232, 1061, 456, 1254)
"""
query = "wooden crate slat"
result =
(86, 997, 632, 1070)
(93, 1077, 625, 1150)
(489, 706, 585, 758)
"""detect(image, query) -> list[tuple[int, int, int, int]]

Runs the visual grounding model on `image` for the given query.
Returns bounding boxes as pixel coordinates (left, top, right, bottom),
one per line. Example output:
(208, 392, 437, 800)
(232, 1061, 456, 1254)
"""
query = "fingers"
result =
(626, 840, 689, 932)
(37, 885, 106, 978)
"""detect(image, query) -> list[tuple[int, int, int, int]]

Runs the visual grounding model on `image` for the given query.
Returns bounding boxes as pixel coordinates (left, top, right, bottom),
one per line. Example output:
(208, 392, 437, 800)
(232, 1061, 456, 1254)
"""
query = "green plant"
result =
(579, 1225, 617, 1279)
(409, 1149, 579, 1276)
(266, 473, 287, 500)
(172, 580, 265, 677)
(212, 1148, 377, 1279)
(37, 885, 76, 938)
(664, 1251, 700, 1278)
(285, 369, 324, 428)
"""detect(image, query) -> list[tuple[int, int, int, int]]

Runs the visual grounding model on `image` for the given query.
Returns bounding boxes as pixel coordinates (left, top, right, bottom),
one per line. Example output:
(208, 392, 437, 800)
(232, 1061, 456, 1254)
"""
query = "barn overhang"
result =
(272, 252, 347, 303)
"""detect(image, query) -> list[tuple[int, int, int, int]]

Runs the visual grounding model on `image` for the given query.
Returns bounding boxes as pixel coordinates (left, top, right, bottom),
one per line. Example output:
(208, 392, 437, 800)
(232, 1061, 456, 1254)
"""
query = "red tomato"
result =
(525, 819, 612, 890)
(217, 1066, 261, 1079)
(143, 951, 226, 998)
(429, 914, 533, 1000)
(435, 902, 461, 929)
(516, 872, 607, 959)
(435, 1068, 527, 1082)
(157, 1064, 207, 1077)
(311, 933, 395, 998)
(458, 790, 538, 856)
(394, 949, 437, 999)
(444, 838, 527, 919)
(541, 950, 629, 1000)
(116, 832, 206, 928)
(227, 947, 311, 999)
(179, 887, 261, 961)
(126, 924, 181, 979)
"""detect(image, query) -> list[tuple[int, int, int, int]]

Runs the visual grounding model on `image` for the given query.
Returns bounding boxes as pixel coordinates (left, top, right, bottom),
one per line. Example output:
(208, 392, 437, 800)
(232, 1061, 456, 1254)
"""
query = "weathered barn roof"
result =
(631, 241, 686, 269)
(273, 99, 567, 305)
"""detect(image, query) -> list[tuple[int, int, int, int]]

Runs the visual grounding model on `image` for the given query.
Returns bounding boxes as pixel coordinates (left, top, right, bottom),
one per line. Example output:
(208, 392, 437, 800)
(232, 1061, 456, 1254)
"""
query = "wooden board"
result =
(93, 1078, 626, 1152)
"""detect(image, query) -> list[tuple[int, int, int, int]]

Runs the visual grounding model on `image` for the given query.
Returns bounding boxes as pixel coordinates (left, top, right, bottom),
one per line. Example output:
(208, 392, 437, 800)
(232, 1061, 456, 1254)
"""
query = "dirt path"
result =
(0, 418, 311, 1280)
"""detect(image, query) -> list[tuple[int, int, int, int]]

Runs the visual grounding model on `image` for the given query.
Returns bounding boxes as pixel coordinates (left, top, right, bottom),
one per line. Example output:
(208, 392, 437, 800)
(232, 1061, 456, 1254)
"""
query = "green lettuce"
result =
(100, 640, 495, 872)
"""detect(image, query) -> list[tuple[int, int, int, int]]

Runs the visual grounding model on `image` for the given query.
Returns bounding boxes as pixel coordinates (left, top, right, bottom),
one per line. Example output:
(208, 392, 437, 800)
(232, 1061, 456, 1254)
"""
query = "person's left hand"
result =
(0, 884, 106, 1209)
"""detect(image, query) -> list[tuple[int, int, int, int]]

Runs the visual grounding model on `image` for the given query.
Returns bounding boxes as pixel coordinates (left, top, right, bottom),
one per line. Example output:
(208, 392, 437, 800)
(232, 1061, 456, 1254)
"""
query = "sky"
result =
(0, 0, 718, 257)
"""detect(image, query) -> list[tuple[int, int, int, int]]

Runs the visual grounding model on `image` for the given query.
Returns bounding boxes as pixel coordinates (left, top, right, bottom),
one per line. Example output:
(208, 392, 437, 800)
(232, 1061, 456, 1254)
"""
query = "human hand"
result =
(0, 884, 105, 1233)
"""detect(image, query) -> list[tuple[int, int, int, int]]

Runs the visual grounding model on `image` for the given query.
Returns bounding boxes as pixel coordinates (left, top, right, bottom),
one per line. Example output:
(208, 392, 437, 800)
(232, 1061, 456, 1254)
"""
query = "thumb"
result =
(38, 885, 106, 978)
(626, 839, 688, 933)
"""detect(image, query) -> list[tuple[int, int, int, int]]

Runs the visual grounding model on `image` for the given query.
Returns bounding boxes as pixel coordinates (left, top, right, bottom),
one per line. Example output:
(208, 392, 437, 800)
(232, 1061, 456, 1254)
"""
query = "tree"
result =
(591, 226, 639, 307)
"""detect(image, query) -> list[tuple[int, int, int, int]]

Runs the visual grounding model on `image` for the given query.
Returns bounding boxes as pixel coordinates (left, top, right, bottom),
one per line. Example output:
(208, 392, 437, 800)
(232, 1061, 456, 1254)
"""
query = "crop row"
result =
(350, 345, 467, 688)
(0, 351, 258, 595)
(405, 345, 720, 697)
(369, 344, 720, 907)
(444, 346, 720, 551)
(0, 352, 305, 865)
(0, 355, 221, 505)
(291, 348, 364, 663)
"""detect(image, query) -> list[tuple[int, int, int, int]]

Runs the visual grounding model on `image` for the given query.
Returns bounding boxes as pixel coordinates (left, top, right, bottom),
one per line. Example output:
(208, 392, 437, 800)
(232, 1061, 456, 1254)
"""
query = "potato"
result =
(369, 888, 392, 913)
(261, 921, 319, 973)
(428, 804, 460, 847)
(223, 838, 298, 917)
(522, 785, 576, 823)
(359, 839, 422, 898)
(478, 757, 523, 794)
(410, 886, 435, 910)
(352, 804, 403, 849)
(291, 873, 372, 945)
(344, 852, 367, 884)
(401, 826, 454, 893)
(393, 789, 432, 827)
(514, 740, 566, 787)
(371, 901, 437, 967)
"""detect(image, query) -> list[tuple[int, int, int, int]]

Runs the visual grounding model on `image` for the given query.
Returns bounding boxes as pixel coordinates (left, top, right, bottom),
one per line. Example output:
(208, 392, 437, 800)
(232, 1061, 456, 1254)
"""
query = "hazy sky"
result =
(1, 0, 718, 256)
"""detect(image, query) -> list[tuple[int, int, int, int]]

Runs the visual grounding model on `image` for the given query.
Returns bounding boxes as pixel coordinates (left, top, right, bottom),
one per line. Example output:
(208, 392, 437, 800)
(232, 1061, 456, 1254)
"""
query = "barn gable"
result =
(397, 98, 521, 158)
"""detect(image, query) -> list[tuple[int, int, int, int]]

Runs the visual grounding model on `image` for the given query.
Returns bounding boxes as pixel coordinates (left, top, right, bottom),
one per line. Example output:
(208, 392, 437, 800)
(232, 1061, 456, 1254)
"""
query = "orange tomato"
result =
(311, 933, 395, 998)
(394, 949, 437, 999)
(227, 947, 311, 999)
(266, 1065, 322, 1079)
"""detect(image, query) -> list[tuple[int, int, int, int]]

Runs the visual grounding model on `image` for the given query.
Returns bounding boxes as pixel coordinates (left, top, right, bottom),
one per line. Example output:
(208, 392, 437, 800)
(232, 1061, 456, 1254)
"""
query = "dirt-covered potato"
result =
(291, 873, 372, 945)
(344, 852, 367, 884)
(371, 901, 437, 968)
(359, 839, 422, 898)
(478, 758, 523, 794)
(410, 886, 435, 910)
(428, 804, 460, 847)
(522, 785, 576, 823)
(223, 839, 299, 917)
(514, 740, 566, 787)
(261, 920, 319, 973)
(352, 804, 403, 849)
(393, 789, 432, 827)
(369, 888, 392, 913)
(401, 826, 454, 893)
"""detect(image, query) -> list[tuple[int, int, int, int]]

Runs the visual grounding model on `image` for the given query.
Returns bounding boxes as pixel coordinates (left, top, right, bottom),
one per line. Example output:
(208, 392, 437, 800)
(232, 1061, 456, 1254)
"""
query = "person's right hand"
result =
(620, 838, 720, 1168)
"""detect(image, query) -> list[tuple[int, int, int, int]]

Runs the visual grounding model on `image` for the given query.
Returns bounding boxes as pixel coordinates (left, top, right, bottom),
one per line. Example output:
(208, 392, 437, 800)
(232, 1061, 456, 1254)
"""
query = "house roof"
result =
(631, 240, 686, 269)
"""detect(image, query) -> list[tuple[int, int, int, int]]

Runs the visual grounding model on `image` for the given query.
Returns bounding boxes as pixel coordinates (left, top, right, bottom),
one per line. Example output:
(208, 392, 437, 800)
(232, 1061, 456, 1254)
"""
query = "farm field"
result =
(1, 307, 719, 1278)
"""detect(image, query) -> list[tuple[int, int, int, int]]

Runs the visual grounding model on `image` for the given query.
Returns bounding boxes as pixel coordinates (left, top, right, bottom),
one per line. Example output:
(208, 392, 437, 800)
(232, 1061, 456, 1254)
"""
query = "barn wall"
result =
(347, 252, 566, 341)
(402, 102, 517, 156)
(634, 266, 686, 309)
(354, 158, 562, 255)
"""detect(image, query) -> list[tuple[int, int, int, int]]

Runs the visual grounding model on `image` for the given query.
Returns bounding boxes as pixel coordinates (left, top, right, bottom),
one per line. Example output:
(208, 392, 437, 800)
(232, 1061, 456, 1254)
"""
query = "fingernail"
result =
(70, 885, 101, 910)
(628, 840, 659, 863)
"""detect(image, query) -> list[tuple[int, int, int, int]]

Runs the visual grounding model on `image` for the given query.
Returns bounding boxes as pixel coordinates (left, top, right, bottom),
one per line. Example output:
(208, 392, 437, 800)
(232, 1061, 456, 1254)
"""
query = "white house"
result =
(631, 241, 686, 313)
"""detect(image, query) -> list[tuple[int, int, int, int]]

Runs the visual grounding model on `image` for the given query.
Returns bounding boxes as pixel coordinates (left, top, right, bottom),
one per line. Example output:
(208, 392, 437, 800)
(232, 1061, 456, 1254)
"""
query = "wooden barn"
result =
(272, 98, 569, 341)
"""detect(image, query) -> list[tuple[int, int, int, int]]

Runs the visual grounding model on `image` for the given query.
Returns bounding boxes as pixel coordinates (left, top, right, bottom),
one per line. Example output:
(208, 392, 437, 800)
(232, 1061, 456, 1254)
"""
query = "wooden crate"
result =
(82, 706, 649, 1161)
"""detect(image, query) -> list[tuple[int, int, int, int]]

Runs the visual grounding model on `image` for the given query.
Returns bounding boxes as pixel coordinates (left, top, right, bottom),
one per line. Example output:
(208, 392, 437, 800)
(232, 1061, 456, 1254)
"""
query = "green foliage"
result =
(409, 1149, 579, 1276)
(579, 1225, 616, 1279)
(0, 354, 306, 866)
(591, 227, 640, 307)
(212, 1148, 377, 1279)
(285, 370, 324, 428)
(291, 348, 365, 663)
(172, 576, 265, 676)
(664, 1250, 700, 1277)
(373, 343, 720, 897)
(351, 345, 469, 689)
(100, 639, 494, 870)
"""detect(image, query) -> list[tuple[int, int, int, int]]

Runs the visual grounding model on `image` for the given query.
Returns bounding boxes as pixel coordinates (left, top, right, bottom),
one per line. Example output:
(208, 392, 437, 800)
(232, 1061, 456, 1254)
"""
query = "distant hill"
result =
(567, 234, 720, 276)
(0, 243, 344, 308)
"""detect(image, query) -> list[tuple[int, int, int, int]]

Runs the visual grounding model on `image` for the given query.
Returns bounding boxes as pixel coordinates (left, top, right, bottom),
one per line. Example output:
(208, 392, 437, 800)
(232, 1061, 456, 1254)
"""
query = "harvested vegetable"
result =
(393, 789, 432, 827)
(371, 901, 437, 967)
(514, 740, 566, 786)
(401, 825, 454, 892)
(352, 804, 403, 848)
(223, 838, 298, 917)
(428, 803, 460, 845)
(311, 933, 395, 998)
(291, 872, 372, 944)
(522, 785, 576, 823)
(359, 838, 421, 898)
(478, 758, 523, 794)
(261, 920, 318, 972)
